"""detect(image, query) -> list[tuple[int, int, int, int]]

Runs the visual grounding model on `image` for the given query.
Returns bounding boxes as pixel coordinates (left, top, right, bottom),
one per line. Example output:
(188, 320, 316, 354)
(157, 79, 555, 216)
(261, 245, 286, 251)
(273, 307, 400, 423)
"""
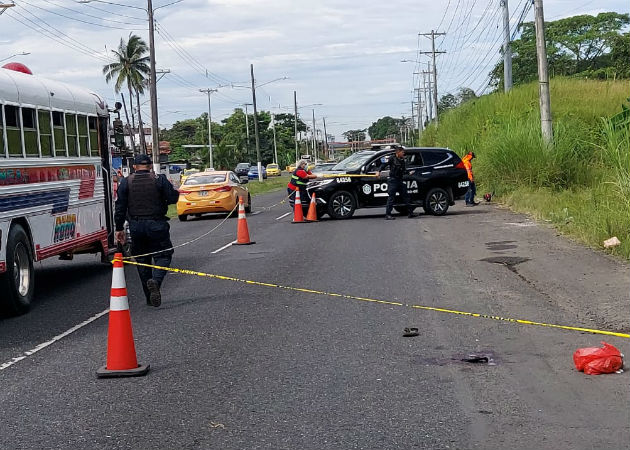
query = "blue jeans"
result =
(465, 181, 476, 204)
(129, 219, 173, 299)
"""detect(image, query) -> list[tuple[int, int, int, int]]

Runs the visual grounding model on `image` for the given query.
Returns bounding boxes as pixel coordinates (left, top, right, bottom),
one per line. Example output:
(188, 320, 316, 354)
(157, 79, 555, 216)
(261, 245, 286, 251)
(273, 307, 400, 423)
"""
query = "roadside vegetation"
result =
(421, 78, 630, 258)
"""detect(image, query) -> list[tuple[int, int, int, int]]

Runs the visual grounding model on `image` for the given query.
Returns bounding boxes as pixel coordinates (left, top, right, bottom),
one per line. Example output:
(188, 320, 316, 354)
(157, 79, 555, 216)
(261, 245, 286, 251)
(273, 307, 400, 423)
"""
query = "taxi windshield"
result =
(332, 151, 375, 172)
(184, 174, 227, 185)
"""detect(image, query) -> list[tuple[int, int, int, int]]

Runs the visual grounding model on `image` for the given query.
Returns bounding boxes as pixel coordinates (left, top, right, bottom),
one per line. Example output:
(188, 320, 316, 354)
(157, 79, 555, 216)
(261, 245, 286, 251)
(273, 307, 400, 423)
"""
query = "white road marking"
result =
(275, 212, 291, 220)
(0, 308, 110, 372)
(250, 211, 262, 216)
(211, 240, 236, 254)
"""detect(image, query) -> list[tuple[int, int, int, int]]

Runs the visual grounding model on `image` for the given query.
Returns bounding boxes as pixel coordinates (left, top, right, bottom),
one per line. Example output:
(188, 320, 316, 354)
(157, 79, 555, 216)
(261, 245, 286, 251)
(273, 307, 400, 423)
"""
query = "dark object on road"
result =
(461, 354, 489, 364)
(484, 192, 493, 202)
(306, 147, 469, 219)
(573, 342, 623, 375)
(403, 327, 419, 337)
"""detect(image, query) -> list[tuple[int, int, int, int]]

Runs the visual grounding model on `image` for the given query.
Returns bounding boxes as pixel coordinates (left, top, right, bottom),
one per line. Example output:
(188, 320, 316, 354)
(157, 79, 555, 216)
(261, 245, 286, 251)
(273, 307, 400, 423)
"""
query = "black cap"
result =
(134, 154, 152, 165)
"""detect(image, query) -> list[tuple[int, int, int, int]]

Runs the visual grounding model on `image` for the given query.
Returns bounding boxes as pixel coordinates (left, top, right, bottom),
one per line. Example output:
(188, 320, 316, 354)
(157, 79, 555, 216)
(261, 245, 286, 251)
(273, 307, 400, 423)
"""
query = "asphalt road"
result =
(1, 188, 628, 450)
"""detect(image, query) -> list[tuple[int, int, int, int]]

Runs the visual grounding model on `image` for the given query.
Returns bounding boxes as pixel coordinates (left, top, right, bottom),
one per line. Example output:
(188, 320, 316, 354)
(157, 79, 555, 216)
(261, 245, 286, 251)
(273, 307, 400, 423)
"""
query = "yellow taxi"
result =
(180, 168, 200, 185)
(176, 171, 251, 221)
(286, 163, 296, 172)
(266, 163, 281, 176)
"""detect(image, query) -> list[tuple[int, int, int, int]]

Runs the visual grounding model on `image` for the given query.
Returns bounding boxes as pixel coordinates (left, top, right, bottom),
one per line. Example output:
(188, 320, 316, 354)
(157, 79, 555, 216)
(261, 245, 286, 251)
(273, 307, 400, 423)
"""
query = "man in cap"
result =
(114, 154, 180, 306)
(462, 151, 479, 206)
(376, 145, 417, 220)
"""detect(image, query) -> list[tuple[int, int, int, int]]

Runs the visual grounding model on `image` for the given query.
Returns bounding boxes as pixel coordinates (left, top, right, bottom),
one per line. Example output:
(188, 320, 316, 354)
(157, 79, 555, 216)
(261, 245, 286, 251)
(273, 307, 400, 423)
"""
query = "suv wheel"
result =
(424, 187, 449, 216)
(328, 191, 356, 219)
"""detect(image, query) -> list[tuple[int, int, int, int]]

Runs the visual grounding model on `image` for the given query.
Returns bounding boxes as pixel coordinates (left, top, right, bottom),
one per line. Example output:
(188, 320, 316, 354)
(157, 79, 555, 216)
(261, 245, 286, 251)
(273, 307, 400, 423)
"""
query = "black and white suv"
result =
(307, 147, 470, 219)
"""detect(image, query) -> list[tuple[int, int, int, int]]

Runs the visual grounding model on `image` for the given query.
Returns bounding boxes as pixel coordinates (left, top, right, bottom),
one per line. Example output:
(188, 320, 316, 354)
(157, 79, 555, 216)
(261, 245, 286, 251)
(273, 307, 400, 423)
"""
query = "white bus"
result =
(0, 66, 116, 315)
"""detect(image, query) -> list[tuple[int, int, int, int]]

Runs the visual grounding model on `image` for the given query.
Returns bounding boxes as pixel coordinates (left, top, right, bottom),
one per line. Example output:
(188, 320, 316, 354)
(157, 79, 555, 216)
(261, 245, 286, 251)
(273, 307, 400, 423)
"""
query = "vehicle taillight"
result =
(455, 161, 465, 169)
(214, 186, 232, 192)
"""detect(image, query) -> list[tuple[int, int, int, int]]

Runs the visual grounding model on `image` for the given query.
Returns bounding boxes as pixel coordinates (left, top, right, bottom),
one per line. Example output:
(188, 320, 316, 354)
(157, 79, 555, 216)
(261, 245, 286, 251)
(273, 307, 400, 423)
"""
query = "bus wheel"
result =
(0, 224, 34, 315)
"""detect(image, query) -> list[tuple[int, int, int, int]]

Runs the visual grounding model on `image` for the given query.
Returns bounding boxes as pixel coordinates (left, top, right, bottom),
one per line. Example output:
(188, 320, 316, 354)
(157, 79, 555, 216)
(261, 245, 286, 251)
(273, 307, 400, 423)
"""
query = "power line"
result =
(62, 0, 146, 21)
(42, 0, 146, 25)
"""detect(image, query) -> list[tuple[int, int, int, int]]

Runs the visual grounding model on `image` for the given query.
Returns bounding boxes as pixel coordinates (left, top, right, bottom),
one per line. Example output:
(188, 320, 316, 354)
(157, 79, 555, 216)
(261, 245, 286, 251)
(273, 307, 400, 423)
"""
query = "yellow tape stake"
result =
(122, 260, 630, 339)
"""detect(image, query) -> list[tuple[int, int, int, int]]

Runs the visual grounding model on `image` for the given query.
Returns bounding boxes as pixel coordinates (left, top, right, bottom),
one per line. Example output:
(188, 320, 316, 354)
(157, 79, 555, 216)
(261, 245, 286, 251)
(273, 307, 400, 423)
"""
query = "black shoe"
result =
(465, 203, 474, 207)
(385, 215, 396, 220)
(146, 279, 161, 307)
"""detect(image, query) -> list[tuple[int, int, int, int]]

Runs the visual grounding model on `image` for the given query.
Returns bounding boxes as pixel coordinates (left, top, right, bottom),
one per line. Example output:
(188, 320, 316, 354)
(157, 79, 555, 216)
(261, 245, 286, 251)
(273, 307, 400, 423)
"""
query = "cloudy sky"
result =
(1, 0, 628, 140)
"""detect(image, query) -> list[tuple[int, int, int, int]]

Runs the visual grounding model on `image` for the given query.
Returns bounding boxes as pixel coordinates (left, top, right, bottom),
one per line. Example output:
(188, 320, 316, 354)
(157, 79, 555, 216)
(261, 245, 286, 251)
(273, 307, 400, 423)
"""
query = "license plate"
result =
(199, 190, 208, 196)
(458, 181, 470, 188)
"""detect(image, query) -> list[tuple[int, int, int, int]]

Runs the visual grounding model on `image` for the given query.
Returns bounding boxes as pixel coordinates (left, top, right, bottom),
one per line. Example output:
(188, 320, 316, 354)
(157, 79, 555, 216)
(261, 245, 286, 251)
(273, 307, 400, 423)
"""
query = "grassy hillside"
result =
(421, 78, 630, 258)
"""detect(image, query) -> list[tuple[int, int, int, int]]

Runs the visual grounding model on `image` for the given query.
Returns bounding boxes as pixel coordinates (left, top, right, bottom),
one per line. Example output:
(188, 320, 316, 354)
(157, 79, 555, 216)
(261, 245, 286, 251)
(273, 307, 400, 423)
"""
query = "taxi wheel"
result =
(328, 191, 356, 219)
(424, 187, 449, 216)
(178, 214, 188, 221)
(245, 195, 252, 213)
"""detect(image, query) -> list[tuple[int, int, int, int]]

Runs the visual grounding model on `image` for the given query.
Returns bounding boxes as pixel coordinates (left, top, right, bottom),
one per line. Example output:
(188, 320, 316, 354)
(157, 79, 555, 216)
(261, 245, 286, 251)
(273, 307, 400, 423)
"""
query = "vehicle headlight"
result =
(308, 179, 334, 189)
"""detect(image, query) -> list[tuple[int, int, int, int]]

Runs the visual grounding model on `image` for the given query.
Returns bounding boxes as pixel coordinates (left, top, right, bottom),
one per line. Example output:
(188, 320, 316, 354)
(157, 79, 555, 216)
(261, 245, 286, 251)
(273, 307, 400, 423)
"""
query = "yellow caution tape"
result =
(122, 260, 630, 339)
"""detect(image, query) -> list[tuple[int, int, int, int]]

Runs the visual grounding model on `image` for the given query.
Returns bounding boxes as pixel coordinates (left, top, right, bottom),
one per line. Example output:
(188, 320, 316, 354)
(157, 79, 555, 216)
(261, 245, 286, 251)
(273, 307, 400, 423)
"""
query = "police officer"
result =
(114, 154, 180, 307)
(287, 159, 318, 209)
(376, 145, 417, 220)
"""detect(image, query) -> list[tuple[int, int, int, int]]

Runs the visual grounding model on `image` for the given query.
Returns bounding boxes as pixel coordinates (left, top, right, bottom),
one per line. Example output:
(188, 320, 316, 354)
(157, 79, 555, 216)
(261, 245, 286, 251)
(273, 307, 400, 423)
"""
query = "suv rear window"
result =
(421, 150, 452, 166)
(236, 163, 250, 169)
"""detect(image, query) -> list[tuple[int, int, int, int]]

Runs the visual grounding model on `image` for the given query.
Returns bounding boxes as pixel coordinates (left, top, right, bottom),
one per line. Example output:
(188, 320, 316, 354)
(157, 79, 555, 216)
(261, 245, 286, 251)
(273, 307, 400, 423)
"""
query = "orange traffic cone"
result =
(234, 196, 255, 245)
(97, 253, 149, 378)
(305, 192, 318, 222)
(292, 189, 304, 223)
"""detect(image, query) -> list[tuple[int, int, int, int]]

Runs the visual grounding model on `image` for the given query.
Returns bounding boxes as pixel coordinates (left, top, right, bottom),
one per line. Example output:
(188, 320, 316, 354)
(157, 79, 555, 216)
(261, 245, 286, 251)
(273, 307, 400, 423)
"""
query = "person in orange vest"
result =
(287, 159, 318, 209)
(462, 151, 479, 206)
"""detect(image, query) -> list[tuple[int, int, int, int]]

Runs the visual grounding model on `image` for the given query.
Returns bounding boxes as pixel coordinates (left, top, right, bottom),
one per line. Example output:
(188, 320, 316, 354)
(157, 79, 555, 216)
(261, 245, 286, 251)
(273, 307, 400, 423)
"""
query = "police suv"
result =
(307, 147, 470, 219)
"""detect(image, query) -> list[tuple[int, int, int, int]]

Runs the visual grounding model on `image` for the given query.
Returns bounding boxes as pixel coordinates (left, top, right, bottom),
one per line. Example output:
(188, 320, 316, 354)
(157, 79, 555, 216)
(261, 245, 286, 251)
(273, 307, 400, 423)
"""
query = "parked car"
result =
(286, 163, 296, 173)
(307, 147, 469, 219)
(176, 171, 251, 221)
(234, 162, 251, 179)
(248, 165, 267, 180)
(266, 163, 281, 176)
(311, 162, 337, 174)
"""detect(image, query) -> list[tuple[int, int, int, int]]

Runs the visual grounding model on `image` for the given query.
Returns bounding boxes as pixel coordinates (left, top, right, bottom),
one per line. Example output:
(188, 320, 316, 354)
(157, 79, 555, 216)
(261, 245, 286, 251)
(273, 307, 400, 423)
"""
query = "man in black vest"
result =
(115, 154, 180, 307)
(377, 145, 417, 220)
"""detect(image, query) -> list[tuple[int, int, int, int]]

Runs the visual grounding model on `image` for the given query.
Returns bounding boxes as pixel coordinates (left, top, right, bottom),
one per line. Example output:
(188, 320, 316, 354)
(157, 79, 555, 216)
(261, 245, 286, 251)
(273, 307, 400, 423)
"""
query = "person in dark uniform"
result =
(376, 146, 417, 220)
(287, 159, 318, 209)
(114, 154, 180, 307)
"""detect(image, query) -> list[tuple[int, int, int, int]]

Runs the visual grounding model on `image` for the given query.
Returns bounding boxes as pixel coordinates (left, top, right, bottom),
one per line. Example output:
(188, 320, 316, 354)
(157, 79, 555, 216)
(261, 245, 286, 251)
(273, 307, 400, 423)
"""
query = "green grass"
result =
(421, 78, 630, 259)
(167, 174, 288, 218)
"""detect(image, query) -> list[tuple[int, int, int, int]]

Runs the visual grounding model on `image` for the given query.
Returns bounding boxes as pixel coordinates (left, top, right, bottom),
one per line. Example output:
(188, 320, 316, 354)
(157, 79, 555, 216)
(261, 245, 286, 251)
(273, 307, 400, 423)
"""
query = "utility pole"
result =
(199, 88, 217, 169)
(311, 109, 317, 161)
(501, 0, 513, 92)
(534, 0, 553, 144)
(0, 2, 15, 15)
(242, 103, 252, 160)
(424, 66, 434, 123)
(293, 91, 299, 163)
(250, 64, 263, 181)
(271, 112, 278, 164)
(419, 30, 446, 125)
(322, 117, 329, 160)
(147, 0, 160, 173)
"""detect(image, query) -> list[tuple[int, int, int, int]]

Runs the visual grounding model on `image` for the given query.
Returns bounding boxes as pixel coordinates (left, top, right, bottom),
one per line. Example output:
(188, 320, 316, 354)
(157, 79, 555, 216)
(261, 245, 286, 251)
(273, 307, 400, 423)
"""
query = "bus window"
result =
(39, 110, 53, 157)
(66, 114, 78, 157)
(78, 115, 89, 156)
(0, 106, 4, 157)
(52, 111, 66, 157)
(5, 105, 23, 157)
(22, 107, 39, 157)
(88, 116, 99, 156)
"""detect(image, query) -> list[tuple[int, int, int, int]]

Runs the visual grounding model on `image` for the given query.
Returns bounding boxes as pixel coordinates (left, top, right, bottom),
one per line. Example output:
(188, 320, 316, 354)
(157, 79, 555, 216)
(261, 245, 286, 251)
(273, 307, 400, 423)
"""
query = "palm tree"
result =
(103, 33, 150, 154)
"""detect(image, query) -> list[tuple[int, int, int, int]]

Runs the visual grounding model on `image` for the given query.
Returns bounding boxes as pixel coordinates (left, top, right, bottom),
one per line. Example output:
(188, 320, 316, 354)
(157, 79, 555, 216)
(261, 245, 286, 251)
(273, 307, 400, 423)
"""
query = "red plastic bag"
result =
(573, 341, 624, 375)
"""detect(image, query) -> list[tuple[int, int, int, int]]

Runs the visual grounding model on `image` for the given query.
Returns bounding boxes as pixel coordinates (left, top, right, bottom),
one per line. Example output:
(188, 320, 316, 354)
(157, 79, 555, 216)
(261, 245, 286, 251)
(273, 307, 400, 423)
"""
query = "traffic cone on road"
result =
(97, 253, 149, 378)
(305, 192, 318, 222)
(234, 196, 255, 245)
(292, 189, 304, 223)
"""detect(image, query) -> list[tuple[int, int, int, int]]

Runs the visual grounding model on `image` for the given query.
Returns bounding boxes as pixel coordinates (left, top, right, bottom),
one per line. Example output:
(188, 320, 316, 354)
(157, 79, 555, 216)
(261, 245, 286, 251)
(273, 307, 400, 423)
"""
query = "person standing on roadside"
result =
(287, 159, 318, 210)
(462, 151, 479, 206)
(376, 145, 417, 220)
(114, 154, 180, 307)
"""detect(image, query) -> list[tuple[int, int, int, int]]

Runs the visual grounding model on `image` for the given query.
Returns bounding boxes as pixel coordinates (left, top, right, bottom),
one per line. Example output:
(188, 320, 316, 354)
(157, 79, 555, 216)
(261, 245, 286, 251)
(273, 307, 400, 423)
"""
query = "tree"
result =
(368, 117, 403, 140)
(103, 33, 150, 153)
(490, 12, 630, 89)
(342, 129, 367, 142)
(457, 87, 477, 104)
(437, 93, 458, 115)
